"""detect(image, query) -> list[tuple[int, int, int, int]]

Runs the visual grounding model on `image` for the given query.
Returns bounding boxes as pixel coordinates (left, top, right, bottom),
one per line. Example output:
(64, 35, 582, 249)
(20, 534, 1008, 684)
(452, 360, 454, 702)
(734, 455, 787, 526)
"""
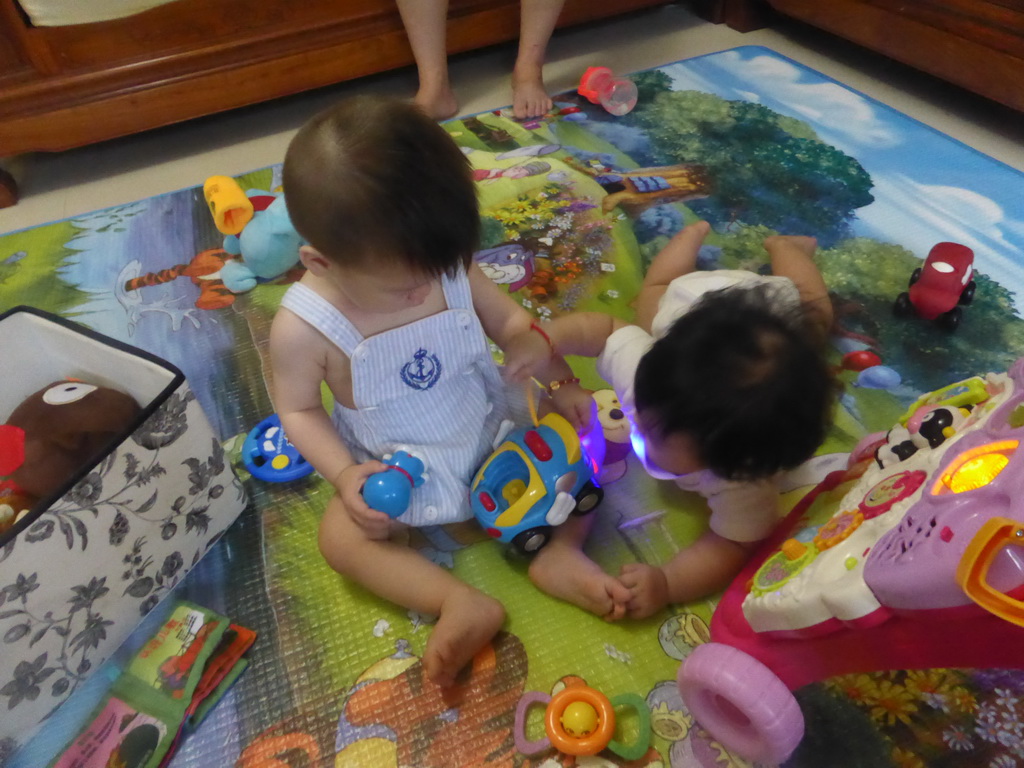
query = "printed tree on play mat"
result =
(619, 74, 875, 247)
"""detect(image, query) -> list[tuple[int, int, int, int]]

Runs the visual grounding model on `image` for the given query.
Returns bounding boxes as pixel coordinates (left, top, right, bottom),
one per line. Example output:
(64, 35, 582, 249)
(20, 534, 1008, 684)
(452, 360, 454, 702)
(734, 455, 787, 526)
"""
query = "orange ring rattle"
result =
(545, 685, 616, 756)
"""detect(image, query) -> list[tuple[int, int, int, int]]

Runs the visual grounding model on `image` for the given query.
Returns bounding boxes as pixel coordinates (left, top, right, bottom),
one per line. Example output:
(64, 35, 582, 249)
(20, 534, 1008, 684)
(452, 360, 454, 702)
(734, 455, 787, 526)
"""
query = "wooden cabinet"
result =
(0, 0, 668, 156)
(692, 0, 1024, 113)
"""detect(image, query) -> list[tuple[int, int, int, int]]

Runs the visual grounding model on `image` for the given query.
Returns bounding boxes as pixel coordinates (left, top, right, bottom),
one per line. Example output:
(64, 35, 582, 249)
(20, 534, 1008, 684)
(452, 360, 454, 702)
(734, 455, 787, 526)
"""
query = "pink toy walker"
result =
(678, 357, 1024, 764)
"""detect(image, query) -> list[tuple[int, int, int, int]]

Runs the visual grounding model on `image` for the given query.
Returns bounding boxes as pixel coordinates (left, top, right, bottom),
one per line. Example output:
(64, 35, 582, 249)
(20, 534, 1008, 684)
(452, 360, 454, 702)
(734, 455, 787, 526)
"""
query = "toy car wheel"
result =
(512, 526, 552, 554)
(937, 306, 962, 332)
(959, 280, 977, 305)
(893, 292, 914, 318)
(678, 643, 803, 765)
(908, 268, 922, 287)
(572, 481, 604, 516)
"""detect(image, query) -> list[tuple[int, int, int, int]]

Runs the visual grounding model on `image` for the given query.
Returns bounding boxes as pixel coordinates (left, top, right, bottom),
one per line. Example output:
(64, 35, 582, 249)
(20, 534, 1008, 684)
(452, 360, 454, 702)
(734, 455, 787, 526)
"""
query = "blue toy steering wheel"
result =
(242, 414, 314, 482)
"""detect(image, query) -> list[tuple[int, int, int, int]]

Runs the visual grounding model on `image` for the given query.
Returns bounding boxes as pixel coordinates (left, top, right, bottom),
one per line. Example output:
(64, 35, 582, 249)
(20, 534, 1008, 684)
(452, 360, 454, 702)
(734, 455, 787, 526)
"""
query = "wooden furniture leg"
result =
(688, 0, 774, 31)
(0, 167, 17, 209)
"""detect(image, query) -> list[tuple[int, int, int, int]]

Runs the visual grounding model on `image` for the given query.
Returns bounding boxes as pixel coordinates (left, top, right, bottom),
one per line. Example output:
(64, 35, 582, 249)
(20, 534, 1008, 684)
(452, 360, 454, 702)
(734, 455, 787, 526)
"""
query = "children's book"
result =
(49, 601, 255, 768)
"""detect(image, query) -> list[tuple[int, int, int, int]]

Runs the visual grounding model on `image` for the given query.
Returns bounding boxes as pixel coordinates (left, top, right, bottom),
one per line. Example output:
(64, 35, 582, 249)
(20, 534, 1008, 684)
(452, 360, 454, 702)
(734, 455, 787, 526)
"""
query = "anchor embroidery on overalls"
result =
(401, 348, 443, 390)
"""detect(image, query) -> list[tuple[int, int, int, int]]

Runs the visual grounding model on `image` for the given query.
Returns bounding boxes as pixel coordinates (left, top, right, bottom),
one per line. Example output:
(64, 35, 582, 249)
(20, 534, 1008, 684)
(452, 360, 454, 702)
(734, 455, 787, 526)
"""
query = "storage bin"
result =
(0, 306, 247, 749)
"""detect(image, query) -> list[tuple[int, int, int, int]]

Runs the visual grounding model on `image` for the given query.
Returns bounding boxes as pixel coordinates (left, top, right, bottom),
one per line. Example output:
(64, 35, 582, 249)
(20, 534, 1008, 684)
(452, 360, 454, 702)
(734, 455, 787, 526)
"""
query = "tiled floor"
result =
(1, 3, 1022, 236)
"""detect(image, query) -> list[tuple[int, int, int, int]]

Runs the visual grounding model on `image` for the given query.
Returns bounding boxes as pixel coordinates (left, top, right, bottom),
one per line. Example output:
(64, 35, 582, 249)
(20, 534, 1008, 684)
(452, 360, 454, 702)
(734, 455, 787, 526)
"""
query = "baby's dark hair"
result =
(283, 95, 479, 276)
(634, 284, 835, 481)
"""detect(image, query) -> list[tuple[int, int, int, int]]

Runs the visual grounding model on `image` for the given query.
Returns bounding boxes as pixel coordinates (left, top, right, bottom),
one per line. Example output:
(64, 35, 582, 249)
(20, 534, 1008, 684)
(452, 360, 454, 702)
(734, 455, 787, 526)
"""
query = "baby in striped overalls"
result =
(269, 96, 621, 688)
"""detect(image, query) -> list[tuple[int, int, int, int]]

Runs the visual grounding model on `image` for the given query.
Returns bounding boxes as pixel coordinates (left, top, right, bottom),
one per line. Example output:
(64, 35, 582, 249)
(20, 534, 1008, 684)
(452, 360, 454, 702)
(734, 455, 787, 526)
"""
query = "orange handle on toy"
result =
(956, 516, 1024, 627)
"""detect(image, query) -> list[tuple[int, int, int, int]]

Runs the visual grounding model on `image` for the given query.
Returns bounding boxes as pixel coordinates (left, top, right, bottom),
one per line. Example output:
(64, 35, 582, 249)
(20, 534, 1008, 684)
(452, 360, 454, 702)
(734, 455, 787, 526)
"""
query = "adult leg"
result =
(319, 494, 504, 686)
(395, 0, 460, 120)
(512, 0, 565, 119)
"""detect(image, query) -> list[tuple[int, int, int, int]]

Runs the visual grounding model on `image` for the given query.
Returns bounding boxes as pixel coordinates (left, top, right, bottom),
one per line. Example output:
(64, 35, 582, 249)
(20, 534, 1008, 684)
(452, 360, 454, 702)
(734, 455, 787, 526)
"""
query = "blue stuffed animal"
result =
(203, 176, 305, 294)
(220, 194, 305, 293)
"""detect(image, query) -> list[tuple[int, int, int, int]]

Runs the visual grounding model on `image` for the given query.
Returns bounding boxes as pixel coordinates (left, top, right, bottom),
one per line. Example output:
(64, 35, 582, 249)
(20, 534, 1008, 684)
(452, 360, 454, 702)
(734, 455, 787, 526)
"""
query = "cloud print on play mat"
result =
(702, 50, 900, 149)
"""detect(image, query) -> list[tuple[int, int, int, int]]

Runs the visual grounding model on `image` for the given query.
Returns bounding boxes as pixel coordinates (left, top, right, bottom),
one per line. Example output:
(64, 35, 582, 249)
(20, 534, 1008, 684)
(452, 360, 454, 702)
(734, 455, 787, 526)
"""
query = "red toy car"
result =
(894, 241, 976, 331)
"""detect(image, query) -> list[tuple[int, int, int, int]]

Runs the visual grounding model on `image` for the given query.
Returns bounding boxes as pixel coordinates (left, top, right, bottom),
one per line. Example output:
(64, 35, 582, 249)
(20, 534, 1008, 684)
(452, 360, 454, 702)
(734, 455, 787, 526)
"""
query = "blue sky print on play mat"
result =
(660, 46, 1024, 316)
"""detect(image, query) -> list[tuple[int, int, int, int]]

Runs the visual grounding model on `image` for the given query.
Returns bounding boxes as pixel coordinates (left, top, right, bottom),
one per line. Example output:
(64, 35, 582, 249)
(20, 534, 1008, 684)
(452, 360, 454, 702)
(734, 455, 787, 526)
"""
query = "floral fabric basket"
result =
(0, 307, 247, 749)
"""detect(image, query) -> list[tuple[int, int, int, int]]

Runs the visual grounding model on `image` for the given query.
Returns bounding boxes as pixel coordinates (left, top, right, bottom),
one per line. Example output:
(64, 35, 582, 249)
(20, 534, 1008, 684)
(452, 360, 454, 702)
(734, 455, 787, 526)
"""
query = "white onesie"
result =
(597, 270, 801, 543)
(280, 267, 521, 526)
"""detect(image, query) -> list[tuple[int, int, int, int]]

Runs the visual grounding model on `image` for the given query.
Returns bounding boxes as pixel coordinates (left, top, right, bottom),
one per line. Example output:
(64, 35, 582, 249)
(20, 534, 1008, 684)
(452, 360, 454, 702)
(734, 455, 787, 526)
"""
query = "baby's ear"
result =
(298, 245, 331, 275)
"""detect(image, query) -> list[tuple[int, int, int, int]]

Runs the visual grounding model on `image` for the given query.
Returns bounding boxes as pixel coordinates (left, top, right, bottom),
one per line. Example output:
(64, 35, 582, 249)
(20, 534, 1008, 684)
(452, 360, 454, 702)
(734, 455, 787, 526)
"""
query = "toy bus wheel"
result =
(937, 306, 962, 332)
(678, 643, 803, 765)
(908, 268, 922, 287)
(572, 481, 604, 516)
(893, 292, 914, 318)
(959, 280, 977, 305)
(513, 526, 552, 554)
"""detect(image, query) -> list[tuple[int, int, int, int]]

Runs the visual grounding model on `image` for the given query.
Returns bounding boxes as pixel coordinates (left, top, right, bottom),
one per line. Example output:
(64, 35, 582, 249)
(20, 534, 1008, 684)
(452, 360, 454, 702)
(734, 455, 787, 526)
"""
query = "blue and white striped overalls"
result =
(280, 268, 518, 526)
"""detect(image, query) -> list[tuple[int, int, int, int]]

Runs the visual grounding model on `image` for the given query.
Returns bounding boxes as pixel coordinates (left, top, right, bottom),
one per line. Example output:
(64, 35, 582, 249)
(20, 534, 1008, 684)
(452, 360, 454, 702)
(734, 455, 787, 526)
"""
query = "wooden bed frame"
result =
(0, 0, 671, 207)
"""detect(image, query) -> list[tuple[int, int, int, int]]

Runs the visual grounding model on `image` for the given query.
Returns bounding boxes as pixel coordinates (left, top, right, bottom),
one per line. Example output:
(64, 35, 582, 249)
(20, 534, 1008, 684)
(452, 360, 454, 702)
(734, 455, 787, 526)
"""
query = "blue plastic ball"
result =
(855, 365, 902, 390)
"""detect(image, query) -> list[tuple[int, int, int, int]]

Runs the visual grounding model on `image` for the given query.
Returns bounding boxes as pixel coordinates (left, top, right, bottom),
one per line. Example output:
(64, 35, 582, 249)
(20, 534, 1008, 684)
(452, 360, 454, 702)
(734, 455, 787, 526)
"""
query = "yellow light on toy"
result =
(950, 454, 1009, 493)
(562, 700, 599, 737)
(934, 440, 1017, 495)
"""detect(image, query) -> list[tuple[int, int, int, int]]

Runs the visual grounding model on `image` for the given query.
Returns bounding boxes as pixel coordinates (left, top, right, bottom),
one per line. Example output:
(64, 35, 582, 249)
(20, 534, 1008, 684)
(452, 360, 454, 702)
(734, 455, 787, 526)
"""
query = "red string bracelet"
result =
(546, 377, 581, 395)
(529, 321, 555, 357)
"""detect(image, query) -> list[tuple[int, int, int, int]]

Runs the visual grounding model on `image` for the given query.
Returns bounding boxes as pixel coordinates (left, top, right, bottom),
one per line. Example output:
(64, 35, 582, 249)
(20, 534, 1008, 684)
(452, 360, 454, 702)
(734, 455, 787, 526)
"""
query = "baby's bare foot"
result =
(414, 85, 460, 121)
(512, 65, 553, 120)
(619, 562, 669, 620)
(529, 544, 630, 620)
(422, 586, 504, 687)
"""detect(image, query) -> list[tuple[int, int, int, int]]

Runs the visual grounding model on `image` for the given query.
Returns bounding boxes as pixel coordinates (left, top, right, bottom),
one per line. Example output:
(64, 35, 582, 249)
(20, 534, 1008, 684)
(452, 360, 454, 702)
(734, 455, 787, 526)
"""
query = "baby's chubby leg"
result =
(762, 233, 832, 337)
(763, 233, 817, 258)
(634, 220, 712, 332)
(527, 514, 630, 621)
(319, 495, 504, 687)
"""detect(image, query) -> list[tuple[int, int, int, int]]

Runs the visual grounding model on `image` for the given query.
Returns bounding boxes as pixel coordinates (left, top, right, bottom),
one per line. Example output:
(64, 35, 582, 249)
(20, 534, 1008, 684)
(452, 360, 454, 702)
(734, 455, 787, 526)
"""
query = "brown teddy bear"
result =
(0, 380, 141, 534)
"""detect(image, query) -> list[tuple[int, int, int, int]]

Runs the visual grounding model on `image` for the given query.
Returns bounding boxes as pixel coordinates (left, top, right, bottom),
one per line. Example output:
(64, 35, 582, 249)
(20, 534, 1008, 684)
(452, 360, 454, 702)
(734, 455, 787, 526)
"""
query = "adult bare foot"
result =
(414, 85, 460, 121)
(422, 585, 504, 687)
(528, 543, 630, 620)
(511, 64, 553, 120)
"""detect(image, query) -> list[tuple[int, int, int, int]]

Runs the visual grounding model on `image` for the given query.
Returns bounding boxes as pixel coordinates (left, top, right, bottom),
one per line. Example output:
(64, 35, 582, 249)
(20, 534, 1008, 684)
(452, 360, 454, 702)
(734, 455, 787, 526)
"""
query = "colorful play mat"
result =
(3, 46, 1024, 768)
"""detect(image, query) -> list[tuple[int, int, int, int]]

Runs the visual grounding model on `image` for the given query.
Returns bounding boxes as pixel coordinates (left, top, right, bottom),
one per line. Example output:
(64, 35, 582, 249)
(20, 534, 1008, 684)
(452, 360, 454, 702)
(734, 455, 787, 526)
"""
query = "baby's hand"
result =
(548, 382, 596, 434)
(619, 562, 669, 620)
(335, 461, 392, 539)
(502, 327, 552, 384)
